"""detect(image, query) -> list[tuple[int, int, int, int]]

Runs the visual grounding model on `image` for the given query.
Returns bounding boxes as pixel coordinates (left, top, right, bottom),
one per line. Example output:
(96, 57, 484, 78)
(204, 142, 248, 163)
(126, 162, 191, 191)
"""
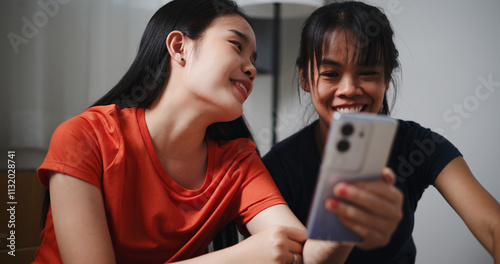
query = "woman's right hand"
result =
(236, 225, 306, 264)
(325, 167, 403, 250)
(174, 224, 306, 264)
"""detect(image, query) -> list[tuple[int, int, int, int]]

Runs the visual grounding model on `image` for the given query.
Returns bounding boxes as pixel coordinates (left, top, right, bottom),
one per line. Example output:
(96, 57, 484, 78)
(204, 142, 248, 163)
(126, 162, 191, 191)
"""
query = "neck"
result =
(144, 82, 212, 190)
(145, 96, 208, 160)
(145, 70, 215, 154)
(315, 119, 329, 157)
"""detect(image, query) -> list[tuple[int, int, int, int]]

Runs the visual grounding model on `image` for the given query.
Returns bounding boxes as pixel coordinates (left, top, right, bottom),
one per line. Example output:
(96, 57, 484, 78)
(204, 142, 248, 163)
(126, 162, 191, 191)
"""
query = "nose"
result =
(337, 76, 362, 97)
(243, 62, 257, 81)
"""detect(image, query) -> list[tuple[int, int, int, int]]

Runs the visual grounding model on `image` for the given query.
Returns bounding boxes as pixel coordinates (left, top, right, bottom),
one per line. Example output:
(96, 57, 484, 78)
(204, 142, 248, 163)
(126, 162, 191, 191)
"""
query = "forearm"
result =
(493, 222, 500, 264)
(173, 243, 247, 264)
(302, 239, 353, 264)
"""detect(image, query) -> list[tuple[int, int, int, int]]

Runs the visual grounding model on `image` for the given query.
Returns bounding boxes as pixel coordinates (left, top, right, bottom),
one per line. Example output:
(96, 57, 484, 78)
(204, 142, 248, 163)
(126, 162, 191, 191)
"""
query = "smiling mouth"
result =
(231, 80, 248, 94)
(334, 106, 364, 114)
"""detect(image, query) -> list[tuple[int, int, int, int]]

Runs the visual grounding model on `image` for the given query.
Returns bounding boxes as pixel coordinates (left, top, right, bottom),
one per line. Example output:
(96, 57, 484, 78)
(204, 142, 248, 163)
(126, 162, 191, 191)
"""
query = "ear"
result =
(299, 69, 311, 93)
(166, 30, 187, 65)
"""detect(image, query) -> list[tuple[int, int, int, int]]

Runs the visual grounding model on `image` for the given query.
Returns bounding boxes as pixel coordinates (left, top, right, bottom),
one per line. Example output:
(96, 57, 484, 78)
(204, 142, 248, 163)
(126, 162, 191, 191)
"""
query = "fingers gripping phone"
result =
(306, 112, 398, 242)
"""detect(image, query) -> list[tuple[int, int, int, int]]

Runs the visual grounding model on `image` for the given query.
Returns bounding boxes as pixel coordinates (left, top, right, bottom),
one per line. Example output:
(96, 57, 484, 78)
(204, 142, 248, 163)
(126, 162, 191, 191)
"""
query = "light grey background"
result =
(1, 0, 499, 263)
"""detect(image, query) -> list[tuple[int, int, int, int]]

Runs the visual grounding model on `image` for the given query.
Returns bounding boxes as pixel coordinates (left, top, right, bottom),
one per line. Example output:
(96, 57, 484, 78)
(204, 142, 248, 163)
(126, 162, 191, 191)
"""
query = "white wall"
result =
(246, 0, 500, 263)
(384, 1, 500, 263)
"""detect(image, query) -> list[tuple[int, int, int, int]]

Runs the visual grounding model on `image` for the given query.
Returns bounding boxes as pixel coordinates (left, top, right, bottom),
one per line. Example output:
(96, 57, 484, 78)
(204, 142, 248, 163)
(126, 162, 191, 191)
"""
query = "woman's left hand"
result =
(325, 167, 403, 249)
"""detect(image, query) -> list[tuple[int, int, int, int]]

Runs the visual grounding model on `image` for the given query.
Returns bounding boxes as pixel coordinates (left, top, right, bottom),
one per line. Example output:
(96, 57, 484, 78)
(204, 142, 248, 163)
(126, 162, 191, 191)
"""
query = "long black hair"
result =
(42, 1, 254, 247)
(296, 1, 400, 115)
(93, 0, 255, 140)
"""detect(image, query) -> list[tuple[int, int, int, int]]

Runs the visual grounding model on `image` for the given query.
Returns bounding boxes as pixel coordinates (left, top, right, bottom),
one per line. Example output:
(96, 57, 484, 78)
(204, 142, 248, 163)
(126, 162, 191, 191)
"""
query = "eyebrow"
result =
(229, 29, 249, 43)
(229, 29, 257, 62)
(320, 59, 342, 67)
(320, 58, 381, 67)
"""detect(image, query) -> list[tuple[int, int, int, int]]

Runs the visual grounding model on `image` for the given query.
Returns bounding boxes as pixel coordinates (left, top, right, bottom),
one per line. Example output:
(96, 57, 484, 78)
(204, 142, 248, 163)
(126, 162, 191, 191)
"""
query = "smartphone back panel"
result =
(306, 112, 398, 242)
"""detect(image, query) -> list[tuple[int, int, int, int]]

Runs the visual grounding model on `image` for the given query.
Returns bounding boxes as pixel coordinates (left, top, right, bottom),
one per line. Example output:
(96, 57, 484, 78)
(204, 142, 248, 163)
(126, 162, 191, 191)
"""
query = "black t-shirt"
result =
(262, 119, 462, 264)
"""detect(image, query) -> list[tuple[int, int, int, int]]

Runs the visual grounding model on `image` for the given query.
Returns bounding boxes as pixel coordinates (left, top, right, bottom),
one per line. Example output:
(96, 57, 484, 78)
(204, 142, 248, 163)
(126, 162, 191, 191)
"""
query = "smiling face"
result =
(303, 29, 389, 141)
(183, 14, 257, 122)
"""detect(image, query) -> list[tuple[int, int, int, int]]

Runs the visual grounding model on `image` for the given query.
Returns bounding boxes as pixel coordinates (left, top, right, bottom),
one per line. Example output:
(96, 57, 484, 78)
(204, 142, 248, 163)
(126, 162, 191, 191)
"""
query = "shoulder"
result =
(210, 137, 260, 166)
(262, 121, 320, 183)
(390, 118, 462, 185)
(56, 105, 136, 137)
(393, 119, 455, 149)
(48, 105, 140, 163)
(263, 121, 318, 162)
(214, 137, 257, 154)
(57, 105, 124, 129)
(394, 119, 429, 136)
(39, 105, 137, 189)
(77, 105, 136, 128)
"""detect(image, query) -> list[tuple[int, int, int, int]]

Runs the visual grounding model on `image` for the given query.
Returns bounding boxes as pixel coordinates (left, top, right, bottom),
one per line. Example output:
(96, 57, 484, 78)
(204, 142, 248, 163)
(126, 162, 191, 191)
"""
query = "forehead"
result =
(322, 30, 358, 62)
(320, 29, 382, 67)
(205, 15, 256, 44)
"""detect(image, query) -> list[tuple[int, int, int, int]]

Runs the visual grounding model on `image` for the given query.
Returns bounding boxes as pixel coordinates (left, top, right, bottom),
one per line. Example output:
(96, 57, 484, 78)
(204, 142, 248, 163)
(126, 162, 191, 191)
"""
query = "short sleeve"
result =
(424, 130, 462, 186)
(38, 115, 103, 189)
(223, 140, 286, 234)
(389, 120, 462, 200)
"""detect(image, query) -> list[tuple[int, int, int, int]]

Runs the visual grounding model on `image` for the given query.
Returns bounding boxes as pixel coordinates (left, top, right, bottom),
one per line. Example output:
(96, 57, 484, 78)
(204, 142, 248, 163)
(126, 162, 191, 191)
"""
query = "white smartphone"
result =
(306, 112, 398, 242)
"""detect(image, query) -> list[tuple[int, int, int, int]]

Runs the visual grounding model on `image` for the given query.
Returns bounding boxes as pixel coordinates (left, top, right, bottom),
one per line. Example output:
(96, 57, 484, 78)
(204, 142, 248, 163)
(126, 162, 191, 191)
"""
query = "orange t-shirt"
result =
(33, 105, 285, 264)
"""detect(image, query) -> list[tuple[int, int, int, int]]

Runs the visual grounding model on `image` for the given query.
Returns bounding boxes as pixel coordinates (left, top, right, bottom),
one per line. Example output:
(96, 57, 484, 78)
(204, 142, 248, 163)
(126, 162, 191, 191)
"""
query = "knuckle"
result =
(380, 235, 391, 246)
(271, 225, 286, 235)
(396, 211, 403, 221)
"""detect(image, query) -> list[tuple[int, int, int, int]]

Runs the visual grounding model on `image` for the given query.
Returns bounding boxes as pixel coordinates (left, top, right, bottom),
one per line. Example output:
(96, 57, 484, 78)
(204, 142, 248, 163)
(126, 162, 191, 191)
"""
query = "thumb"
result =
(284, 226, 308, 243)
(381, 167, 396, 185)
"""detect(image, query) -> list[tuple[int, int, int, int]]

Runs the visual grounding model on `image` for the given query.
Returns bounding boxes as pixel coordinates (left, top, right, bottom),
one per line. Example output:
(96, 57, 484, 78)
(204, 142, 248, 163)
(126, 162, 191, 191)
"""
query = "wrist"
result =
(303, 239, 353, 264)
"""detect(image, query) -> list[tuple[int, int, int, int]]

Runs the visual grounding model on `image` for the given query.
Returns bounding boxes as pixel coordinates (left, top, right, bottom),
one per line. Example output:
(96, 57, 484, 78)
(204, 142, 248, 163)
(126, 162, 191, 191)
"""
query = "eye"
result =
(358, 70, 383, 81)
(320, 72, 339, 78)
(230, 41, 242, 51)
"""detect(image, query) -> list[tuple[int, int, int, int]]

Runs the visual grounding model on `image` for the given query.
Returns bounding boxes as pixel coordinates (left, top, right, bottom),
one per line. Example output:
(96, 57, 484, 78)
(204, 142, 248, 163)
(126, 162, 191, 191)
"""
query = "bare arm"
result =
(50, 172, 300, 264)
(244, 168, 402, 264)
(434, 156, 500, 263)
(246, 204, 353, 264)
(49, 172, 116, 264)
(49, 168, 402, 264)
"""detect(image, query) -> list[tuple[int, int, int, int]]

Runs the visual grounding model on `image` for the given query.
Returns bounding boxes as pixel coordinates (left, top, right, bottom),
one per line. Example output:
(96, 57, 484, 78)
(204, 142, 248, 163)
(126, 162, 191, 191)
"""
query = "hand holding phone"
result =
(306, 112, 398, 242)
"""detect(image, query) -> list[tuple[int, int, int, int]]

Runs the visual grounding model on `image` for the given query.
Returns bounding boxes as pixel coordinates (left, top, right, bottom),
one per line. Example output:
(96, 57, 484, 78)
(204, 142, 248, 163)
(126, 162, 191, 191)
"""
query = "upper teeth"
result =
(336, 106, 362, 114)
(232, 80, 248, 94)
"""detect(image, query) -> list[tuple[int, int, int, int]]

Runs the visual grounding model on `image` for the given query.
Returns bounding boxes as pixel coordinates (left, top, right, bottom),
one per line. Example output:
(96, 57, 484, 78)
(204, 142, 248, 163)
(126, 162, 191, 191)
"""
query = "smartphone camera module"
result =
(337, 139, 350, 152)
(341, 123, 354, 136)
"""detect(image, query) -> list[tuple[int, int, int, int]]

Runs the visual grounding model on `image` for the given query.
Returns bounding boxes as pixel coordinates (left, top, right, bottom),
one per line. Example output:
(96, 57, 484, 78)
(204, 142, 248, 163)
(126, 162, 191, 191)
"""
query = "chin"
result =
(220, 108, 243, 123)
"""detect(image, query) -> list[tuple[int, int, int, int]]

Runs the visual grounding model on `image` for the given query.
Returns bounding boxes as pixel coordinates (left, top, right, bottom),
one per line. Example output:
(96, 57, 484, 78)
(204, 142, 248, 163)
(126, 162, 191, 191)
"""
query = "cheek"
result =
(313, 82, 335, 104)
(310, 83, 335, 121)
(189, 57, 225, 84)
(366, 83, 387, 110)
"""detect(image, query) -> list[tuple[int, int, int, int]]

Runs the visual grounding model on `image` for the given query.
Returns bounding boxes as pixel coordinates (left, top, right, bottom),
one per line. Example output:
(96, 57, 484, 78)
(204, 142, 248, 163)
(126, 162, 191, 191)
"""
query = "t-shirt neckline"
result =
(136, 107, 214, 196)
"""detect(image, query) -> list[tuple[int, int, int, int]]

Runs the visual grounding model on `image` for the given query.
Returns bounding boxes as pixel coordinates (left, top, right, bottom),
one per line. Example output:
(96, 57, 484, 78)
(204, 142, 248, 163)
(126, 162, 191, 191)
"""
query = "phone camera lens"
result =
(341, 123, 354, 136)
(337, 139, 350, 152)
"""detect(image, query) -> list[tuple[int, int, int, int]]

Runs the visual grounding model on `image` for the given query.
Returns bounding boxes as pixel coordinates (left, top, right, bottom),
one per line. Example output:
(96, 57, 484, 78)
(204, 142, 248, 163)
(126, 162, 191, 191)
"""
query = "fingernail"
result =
(337, 184, 347, 197)
(383, 174, 394, 185)
(326, 198, 339, 210)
